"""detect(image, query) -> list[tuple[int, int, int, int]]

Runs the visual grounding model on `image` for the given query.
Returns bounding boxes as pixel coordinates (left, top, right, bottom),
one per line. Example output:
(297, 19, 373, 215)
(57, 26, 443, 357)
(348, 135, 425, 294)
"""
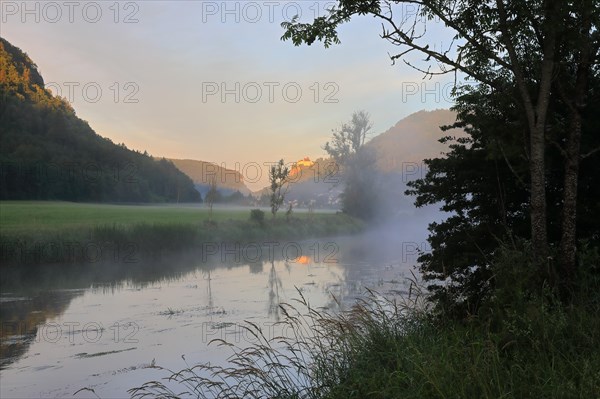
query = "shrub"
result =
(250, 209, 265, 225)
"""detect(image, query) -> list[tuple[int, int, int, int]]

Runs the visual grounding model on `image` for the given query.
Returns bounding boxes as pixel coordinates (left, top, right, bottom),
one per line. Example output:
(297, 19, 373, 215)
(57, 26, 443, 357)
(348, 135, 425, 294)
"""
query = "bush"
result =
(249, 209, 265, 225)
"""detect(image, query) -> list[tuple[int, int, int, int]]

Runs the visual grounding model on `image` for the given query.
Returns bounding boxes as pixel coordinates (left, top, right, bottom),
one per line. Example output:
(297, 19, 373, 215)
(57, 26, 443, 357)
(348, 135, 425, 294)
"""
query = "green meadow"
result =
(0, 201, 250, 234)
(0, 201, 363, 265)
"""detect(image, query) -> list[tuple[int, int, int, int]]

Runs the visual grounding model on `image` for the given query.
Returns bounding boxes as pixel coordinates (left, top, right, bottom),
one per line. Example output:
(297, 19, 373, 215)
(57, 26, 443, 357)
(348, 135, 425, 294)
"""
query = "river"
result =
(0, 222, 430, 398)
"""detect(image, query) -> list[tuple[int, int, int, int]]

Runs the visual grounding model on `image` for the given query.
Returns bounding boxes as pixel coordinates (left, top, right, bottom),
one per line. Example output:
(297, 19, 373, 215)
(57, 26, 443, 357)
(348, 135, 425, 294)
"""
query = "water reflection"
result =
(0, 290, 82, 369)
(267, 261, 283, 321)
(203, 269, 214, 313)
(0, 242, 343, 370)
(0, 229, 425, 398)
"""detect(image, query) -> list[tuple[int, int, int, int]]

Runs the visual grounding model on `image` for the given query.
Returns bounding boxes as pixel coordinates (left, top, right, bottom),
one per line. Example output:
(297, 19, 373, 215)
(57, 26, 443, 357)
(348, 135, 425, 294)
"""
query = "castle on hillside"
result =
(290, 157, 315, 176)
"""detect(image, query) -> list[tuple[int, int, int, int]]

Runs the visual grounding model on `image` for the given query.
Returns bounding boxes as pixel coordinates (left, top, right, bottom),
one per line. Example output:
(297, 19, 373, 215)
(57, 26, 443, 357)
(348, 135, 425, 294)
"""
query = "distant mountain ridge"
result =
(367, 109, 461, 173)
(0, 37, 200, 202)
(167, 158, 251, 195)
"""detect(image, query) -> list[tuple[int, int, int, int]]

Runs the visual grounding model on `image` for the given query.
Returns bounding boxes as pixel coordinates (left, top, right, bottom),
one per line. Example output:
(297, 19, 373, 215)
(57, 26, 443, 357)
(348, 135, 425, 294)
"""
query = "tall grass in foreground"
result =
(129, 268, 600, 399)
(128, 282, 428, 399)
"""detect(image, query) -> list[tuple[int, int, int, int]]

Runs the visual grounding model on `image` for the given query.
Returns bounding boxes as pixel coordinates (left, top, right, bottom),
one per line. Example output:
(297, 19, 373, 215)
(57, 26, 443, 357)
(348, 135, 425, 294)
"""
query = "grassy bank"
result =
(0, 201, 364, 265)
(317, 300, 600, 398)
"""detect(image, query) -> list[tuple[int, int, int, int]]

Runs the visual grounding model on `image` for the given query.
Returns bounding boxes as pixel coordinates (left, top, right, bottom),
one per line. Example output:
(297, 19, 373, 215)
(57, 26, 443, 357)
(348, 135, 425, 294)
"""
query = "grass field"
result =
(0, 201, 252, 234)
(0, 201, 363, 265)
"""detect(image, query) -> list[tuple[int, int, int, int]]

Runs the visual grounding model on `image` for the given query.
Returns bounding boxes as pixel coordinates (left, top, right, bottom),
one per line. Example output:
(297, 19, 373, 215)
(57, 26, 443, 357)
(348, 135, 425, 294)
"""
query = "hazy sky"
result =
(2, 1, 455, 188)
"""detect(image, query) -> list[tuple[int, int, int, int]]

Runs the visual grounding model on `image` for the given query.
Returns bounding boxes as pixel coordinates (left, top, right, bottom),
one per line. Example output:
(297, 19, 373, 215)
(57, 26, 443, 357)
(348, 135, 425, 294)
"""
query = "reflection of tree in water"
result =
(203, 268, 214, 314)
(247, 260, 264, 274)
(267, 261, 283, 321)
(0, 290, 82, 369)
(327, 233, 417, 310)
(282, 236, 404, 312)
(0, 251, 227, 369)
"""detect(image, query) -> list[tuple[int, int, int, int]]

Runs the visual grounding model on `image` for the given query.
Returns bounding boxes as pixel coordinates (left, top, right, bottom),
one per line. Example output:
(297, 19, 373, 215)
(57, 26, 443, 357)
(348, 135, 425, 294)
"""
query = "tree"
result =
(405, 85, 533, 314)
(339, 146, 378, 220)
(324, 110, 372, 165)
(205, 175, 218, 220)
(405, 75, 600, 314)
(269, 159, 289, 217)
(553, 0, 597, 290)
(324, 111, 378, 219)
(285, 201, 294, 222)
(282, 0, 600, 294)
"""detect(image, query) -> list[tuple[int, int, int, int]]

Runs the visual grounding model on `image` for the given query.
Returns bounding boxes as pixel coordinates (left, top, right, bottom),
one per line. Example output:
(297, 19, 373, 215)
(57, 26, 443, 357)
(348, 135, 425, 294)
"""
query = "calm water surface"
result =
(0, 227, 428, 398)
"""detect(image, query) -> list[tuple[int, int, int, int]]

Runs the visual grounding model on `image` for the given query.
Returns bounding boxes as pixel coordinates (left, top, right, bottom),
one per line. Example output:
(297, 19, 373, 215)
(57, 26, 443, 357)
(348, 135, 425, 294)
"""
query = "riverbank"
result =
(0, 201, 364, 266)
(316, 296, 600, 398)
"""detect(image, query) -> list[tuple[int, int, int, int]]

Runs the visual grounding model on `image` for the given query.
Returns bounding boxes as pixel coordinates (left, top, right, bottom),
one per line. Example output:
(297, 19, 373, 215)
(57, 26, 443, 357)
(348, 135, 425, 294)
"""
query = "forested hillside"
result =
(367, 109, 463, 172)
(0, 38, 200, 202)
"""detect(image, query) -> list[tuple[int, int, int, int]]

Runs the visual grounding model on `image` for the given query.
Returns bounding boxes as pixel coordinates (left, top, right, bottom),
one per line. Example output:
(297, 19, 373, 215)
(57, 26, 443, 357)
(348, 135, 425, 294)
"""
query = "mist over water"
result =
(0, 204, 441, 398)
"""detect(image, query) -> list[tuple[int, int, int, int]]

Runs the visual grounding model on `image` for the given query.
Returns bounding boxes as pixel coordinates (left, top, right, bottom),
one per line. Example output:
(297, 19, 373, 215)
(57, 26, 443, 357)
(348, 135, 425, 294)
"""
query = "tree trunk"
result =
(530, 122, 548, 263)
(495, 0, 557, 269)
(558, 0, 592, 297)
(558, 111, 582, 295)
